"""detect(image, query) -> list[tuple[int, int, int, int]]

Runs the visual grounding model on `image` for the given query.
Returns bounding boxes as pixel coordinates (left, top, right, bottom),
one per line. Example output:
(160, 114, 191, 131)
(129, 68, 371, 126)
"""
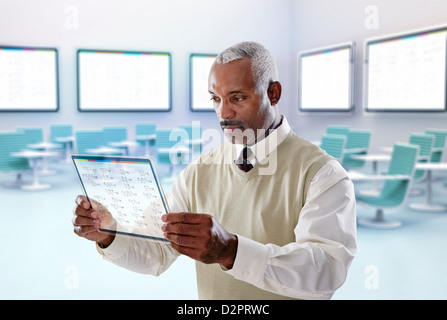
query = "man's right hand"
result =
(72, 195, 115, 247)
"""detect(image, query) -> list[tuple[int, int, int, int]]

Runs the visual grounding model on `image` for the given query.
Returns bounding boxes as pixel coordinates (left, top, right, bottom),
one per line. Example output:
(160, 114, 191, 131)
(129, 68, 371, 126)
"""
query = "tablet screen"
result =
(72, 155, 169, 242)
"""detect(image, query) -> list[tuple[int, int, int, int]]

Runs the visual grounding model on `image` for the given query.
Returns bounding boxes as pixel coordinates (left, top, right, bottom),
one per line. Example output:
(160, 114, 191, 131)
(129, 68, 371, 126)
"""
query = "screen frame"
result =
(0, 45, 60, 113)
(76, 48, 173, 112)
(297, 42, 355, 113)
(364, 25, 447, 113)
(71, 154, 170, 242)
(189, 53, 217, 112)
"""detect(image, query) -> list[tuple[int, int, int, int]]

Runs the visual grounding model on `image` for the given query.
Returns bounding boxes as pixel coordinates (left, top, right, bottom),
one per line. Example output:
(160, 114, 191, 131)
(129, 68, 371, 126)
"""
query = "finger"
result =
(162, 212, 208, 224)
(73, 225, 98, 237)
(72, 215, 99, 228)
(161, 222, 203, 237)
(75, 195, 91, 210)
(73, 203, 97, 219)
(169, 241, 198, 258)
(164, 233, 196, 248)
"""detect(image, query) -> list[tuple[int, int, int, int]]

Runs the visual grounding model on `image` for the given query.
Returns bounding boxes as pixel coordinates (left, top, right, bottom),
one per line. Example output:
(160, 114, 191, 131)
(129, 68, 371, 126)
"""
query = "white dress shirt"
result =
(98, 116, 357, 300)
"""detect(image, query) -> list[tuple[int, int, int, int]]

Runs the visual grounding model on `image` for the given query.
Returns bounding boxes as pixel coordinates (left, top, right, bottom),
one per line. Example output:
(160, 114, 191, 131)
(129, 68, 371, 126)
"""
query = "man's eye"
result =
(210, 97, 220, 102)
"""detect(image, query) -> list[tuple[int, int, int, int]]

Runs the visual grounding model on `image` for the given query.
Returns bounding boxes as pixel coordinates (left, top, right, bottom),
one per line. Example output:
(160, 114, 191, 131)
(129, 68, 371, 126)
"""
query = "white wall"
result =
(291, 0, 447, 152)
(0, 0, 446, 152)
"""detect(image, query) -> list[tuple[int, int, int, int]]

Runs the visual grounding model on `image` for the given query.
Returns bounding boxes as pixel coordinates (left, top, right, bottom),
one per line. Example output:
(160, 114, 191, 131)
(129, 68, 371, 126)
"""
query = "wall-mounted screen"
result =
(190, 53, 216, 111)
(365, 26, 447, 112)
(77, 49, 171, 112)
(0, 46, 59, 112)
(298, 42, 354, 112)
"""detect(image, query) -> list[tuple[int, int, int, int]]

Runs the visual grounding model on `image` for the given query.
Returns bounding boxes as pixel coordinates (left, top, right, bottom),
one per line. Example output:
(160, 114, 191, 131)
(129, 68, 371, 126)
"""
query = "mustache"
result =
(220, 120, 246, 128)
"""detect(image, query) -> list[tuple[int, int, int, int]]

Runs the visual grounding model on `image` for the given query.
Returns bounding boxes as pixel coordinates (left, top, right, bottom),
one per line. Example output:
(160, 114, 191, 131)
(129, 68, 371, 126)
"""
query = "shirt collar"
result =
(234, 115, 290, 166)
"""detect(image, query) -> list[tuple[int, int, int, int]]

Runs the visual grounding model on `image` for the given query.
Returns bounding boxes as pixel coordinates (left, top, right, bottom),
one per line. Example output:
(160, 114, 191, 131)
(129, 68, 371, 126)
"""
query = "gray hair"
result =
(215, 41, 279, 95)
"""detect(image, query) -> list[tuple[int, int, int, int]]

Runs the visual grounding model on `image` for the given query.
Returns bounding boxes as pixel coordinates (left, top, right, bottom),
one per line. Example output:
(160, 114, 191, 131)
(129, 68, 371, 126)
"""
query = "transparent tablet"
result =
(72, 155, 170, 243)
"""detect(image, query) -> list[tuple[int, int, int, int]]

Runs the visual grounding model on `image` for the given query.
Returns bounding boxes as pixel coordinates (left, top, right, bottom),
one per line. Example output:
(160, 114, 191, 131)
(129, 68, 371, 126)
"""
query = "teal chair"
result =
(103, 126, 133, 155)
(50, 124, 73, 144)
(136, 123, 156, 146)
(16, 127, 44, 145)
(179, 123, 202, 160)
(355, 143, 419, 229)
(341, 129, 371, 169)
(425, 129, 447, 163)
(156, 129, 175, 165)
(156, 128, 189, 181)
(49, 124, 74, 161)
(75, 130, 105, 154)
(326, 125, 350, 135)
(320, 134, 346, 162)
(76, 130, 123, 155)
(0, 132, 31, 187)
(50, 124, 72, 148)
(136, 123, 156, 157)
(103, 127, 128, 145)
(409, 133, 434, 180)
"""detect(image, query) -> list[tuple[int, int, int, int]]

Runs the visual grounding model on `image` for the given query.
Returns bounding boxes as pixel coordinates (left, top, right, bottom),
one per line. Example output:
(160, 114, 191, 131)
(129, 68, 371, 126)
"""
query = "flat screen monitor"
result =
(77, 49, 171, 111)
(0, 46, 59, 112)
(365, 26, 447, 112)
(190, 53, 217, 111)
(298, 43, 354, 112)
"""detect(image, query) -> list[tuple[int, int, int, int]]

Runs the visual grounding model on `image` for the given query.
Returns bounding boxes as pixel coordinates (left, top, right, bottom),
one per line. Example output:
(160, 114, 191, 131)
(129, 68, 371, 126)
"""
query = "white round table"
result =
(11, 150, 58, 191)
(409, 162, 447, 213)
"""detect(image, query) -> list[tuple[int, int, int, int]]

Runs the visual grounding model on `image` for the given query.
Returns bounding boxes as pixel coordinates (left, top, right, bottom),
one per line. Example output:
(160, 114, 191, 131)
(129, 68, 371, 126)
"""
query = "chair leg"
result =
(358, 208, 402, 229)
(3, 172, 25, 188)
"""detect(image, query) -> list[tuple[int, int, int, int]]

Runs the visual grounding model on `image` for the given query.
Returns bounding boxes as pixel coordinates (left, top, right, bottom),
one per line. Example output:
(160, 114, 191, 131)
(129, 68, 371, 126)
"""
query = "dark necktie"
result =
(236, 147, 253, 172)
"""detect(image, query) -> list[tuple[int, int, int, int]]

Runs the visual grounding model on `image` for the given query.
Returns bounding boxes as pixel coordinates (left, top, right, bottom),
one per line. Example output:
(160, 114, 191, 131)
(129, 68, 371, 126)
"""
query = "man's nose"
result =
(219, 100, 236, 120)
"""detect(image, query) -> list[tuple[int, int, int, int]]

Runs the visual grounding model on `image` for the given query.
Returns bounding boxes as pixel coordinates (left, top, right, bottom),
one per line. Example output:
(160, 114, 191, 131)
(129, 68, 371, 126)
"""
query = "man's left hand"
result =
(161, 212, 238, 269)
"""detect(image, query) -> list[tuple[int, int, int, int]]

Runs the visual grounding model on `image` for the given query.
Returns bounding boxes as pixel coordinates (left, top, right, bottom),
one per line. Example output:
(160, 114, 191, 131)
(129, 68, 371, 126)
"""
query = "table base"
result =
(38, 169, 57, 176)
(358, 217, 402, 229)
(358, 209, 401, 229)
(409, 203, 447, 213)
(21, 183, 51, 191)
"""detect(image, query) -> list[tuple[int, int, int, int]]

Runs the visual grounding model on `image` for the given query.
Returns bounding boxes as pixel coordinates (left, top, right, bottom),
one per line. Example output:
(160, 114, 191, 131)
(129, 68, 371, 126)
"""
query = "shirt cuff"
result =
(225, 235, 269, 286)
(96, 236, 130, 260)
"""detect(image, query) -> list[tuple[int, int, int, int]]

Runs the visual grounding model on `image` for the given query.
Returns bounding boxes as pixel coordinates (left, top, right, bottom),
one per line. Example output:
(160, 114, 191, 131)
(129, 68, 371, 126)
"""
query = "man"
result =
(73, 41, 357, 300)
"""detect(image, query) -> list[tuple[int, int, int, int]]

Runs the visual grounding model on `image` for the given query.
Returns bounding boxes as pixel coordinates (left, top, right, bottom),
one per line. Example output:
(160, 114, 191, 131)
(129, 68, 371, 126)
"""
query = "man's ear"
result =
(267, 81, 282, 106)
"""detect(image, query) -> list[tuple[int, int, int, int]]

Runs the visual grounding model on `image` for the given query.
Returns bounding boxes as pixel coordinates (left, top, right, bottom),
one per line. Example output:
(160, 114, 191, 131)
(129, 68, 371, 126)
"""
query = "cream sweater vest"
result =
(183, 131, 332, 300)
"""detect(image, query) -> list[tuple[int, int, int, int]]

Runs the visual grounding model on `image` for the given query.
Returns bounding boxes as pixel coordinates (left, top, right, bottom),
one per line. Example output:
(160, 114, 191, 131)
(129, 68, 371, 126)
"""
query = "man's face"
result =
(208, 58, 272, 145)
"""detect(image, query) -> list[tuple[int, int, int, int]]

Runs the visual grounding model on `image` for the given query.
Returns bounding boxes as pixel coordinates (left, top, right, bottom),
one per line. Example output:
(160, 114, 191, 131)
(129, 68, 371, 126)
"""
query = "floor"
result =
(1, 157, 446, 300)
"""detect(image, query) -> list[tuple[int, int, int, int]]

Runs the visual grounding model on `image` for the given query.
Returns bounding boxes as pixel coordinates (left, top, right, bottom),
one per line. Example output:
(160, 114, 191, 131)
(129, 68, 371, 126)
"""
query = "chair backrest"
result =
(345, 129, 371, 150)
(409, 133, 434, 179)
(75, 130, 105, 154)
(136, 123, 156, 136)
(0, 132, 31, 172)
(326, 125, 350, 135)
(50, 125, 73, 143)
(342, 129, 371, 168)
(425, 129, 447, 163)
(103, 127, 127, 145)
(179, 123, 202, 141)
(136, 123, 156, 147)
(156, 129, 177, 164)
(156, 128, 191, 165)
(16, 127, 43, 145)
(320, 134, 346, 161)
(379, 143, 419, 206)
